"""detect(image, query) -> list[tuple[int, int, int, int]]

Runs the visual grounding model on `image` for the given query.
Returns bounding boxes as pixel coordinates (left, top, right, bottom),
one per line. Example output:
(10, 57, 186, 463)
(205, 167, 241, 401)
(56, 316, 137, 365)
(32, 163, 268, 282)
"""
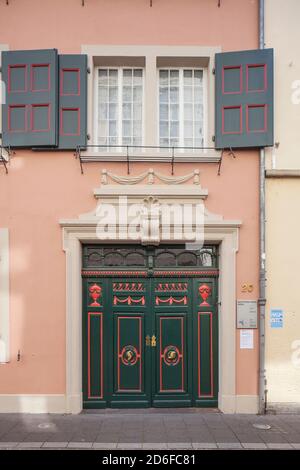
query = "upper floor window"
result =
(95, 67, 144, 150)
(159, 68, 205, 149)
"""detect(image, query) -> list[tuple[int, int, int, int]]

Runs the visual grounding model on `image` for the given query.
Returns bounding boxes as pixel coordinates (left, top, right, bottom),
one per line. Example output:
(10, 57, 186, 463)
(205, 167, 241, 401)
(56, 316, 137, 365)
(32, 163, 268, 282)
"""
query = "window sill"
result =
(79, 149, 221, 163)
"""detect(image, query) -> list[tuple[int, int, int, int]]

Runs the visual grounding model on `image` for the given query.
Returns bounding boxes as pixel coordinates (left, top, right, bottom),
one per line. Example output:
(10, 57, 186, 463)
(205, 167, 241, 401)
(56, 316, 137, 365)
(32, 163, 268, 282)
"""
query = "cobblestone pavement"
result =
(0, 409, 300, 450)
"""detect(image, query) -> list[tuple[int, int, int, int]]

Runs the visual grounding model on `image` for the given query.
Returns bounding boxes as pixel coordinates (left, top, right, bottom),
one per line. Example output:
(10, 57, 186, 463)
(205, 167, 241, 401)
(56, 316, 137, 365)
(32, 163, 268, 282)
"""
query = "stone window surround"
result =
(82, 45, 221, 162)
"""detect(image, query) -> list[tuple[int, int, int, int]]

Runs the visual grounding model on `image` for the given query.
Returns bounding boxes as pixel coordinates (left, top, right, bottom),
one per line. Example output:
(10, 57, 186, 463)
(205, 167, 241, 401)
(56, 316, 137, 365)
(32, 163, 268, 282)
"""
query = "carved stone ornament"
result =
(100, 168, 201, 186)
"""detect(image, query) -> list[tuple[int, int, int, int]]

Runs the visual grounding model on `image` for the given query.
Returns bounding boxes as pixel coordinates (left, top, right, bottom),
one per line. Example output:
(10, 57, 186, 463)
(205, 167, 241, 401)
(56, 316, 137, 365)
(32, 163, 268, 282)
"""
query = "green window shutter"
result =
(215, 48, 274, 149)
(58, 54, 87, 149)
(1, 49, 58, 148)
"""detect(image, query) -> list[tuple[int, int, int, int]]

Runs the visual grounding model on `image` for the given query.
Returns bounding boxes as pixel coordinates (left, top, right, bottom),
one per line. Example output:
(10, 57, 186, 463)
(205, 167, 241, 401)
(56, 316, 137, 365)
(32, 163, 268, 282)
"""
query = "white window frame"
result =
(157, 66, 208, 151)
(93, 66, 145, 151)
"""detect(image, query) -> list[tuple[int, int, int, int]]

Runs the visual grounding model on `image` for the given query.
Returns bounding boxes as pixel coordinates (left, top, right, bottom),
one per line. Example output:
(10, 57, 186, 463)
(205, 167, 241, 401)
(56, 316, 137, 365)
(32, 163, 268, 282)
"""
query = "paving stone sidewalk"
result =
(1, 409, 300, 450)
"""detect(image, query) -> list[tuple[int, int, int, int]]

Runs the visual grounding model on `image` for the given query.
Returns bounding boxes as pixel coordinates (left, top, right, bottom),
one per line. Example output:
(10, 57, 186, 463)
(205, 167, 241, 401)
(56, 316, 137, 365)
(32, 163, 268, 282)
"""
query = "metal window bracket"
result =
(0, 145, 14, 174)
(217, 147, 237, 175)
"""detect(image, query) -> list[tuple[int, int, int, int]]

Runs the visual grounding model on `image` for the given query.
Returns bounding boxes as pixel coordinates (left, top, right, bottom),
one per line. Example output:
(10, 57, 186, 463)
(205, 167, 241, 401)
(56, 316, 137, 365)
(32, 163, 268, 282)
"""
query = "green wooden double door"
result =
(83, 276, 218, 408)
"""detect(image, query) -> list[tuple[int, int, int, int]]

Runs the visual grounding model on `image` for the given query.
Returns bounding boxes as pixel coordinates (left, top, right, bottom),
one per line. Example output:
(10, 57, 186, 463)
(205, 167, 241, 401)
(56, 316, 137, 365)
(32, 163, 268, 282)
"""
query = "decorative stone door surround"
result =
(60, 169, 242, 413)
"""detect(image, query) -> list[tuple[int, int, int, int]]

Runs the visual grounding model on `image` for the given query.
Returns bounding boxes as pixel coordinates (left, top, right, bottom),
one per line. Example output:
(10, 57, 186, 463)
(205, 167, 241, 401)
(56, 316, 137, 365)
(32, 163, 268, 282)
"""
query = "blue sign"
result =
(270, 309, 283, 328)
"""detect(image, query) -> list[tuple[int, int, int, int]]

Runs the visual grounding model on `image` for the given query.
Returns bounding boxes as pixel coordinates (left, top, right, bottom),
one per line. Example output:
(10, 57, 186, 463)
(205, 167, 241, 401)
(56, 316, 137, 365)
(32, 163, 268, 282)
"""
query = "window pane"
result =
(99, 86, 108, 101)
(133, 103, 142, 120)
(160, 137, 169, 147)
(99, 103, 107, 120)
(109, 103, 117, 120)
(160, 104, 169, 120)
(170, 87, 179, 103)
(170, 70, 179, 85)
(194, 69, 203, 84)
(97, 67, 144, 148)
(184, 86, 193, 102)
(184, 121, 193, 138)
(170, 104, 179, 120)
(109, 86, 118, 102)
(184, 103, 193, 120)
(123, 69, 132, 85)
(194, 104, 203, 121)
(122, 120, 132, 137)
(123, 86, 132, 102)
(133, 86, 142, 102)
(160, 121, 169, 137)
(99, 120, 108, 137)
(159, 70, 168, 86)
(109, 120, 117, 136)
(133, 120, 142, 137)
(122, 103, 131, 119)
(159, 87, 168, 103)
(170, 121, 179, 138)
(108, 69, 118, 85)
(183, 69, 193, 85)
(99, 69, 108, 85)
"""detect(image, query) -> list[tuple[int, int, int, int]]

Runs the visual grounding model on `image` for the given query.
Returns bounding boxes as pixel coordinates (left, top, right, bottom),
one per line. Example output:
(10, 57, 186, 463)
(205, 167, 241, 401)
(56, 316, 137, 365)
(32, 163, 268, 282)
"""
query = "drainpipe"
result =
(259, 0, 267, 415)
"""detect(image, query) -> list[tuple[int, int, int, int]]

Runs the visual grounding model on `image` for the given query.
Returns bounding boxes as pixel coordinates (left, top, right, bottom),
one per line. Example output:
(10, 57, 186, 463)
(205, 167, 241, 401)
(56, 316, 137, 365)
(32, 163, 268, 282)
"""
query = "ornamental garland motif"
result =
(113, 295, 145, 305)
(100, 168, 201, 186)
(155, 296, 187, 305)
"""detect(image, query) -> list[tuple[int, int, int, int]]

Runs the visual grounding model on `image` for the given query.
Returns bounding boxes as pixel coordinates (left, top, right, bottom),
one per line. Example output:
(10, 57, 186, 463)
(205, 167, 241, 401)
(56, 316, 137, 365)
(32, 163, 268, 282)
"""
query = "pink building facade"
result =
(0, 0, 271, 414)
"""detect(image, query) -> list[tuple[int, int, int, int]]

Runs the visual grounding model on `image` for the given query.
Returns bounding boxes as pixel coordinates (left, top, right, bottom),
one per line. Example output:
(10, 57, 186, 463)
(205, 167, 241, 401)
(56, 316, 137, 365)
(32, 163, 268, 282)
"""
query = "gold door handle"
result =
(151, 335, 156, 347)
(145, 335, 151, 346)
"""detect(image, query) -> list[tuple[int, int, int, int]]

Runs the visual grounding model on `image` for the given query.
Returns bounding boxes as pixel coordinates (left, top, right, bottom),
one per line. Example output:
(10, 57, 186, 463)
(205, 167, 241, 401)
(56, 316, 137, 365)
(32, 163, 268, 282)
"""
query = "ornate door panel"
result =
(82, 278, 106, 407)
(109, 279, 151, 407)
(82, 245, 219, 408)
(152, 279, 192, 407)
(193, 278, 218, 407)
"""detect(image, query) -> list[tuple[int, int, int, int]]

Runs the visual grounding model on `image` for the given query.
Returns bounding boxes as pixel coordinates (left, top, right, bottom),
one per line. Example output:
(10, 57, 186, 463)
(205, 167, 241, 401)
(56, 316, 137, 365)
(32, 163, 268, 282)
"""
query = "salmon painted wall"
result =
(0, 0, 259, 397)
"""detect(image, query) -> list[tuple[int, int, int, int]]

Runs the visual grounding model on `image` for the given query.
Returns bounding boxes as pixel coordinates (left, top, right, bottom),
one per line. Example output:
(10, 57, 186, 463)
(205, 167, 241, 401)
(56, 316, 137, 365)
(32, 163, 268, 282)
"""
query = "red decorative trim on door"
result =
(113, 282, 144, 292)
(114, 295, 145, 306)
(117, 316, 142, 392)
(82, 271, 148, 277)
(198, 311, 214, 398)
(87, 312, 103, 399)
(198, 284, 212, 306)
(156, 296, 187, 305)
(153, 270, 219, 277)
(88, 283, 102, 307)
(82, 270, 218, 278)
(155, 282, 188, 292)
(159, 317, 184, 393)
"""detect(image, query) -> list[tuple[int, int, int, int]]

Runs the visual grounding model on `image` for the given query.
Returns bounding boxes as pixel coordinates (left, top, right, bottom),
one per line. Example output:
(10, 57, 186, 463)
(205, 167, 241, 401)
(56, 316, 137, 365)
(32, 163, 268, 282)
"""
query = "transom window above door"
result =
(159, 69, 205, 149)
(95, 67, 144, 150)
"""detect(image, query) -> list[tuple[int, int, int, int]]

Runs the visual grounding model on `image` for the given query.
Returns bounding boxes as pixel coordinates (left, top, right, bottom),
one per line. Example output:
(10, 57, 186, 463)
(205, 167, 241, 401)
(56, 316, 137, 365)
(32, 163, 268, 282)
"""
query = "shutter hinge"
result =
(212, 135, 215, 142)
(87, 134, 91, 141)
(212, 68, 216, 75)
(87, 67, 91, 74)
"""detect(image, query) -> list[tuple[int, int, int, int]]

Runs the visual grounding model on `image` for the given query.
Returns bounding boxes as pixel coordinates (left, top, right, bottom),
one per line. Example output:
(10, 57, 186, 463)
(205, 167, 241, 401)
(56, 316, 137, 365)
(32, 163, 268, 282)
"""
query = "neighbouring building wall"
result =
(265, 0, 300, 410)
